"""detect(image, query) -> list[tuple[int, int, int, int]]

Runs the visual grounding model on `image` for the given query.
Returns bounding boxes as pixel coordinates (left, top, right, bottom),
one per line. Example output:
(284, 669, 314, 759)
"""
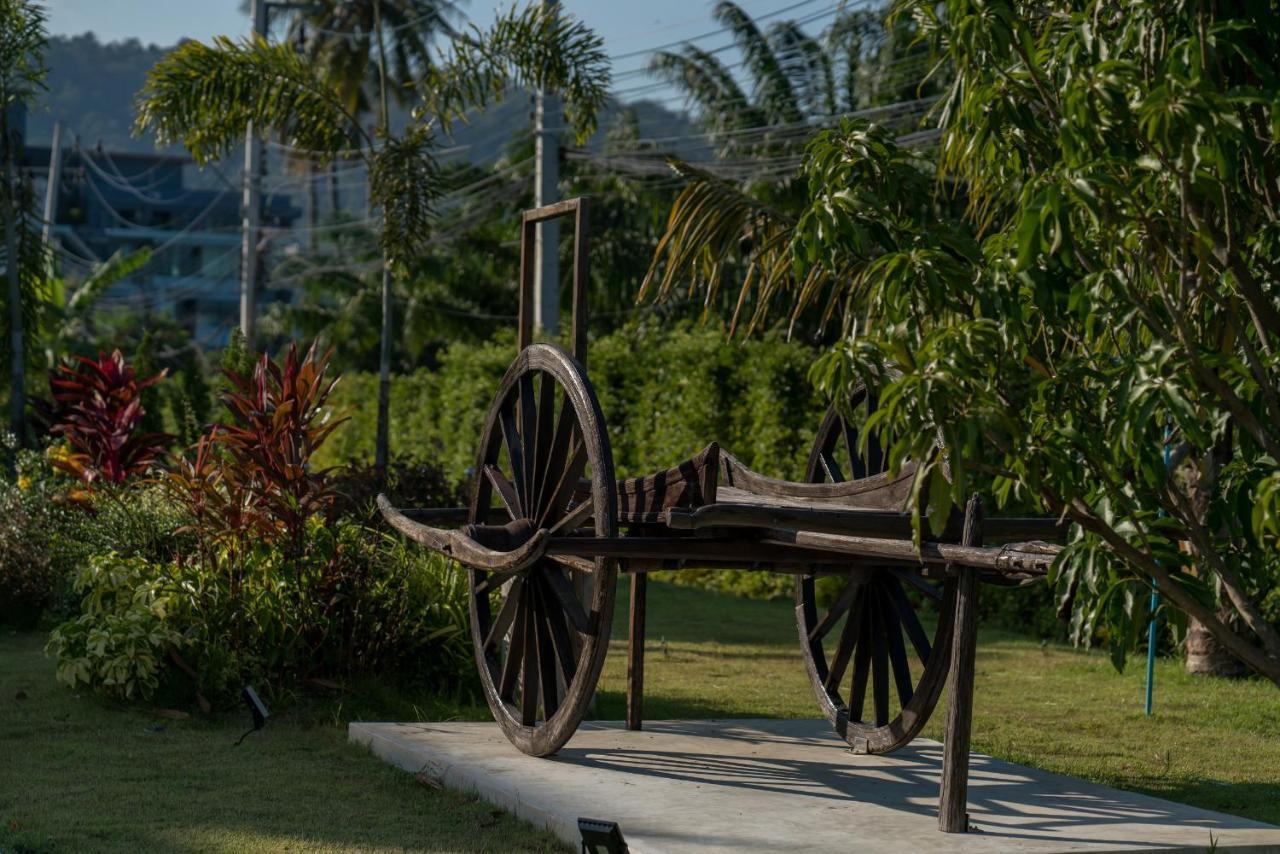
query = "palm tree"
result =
(136, 2, 610, 469)
(1, 0, 50, 445)
(285, 0, 460, 120)
(637, 3, 943, 336)
(282, 0, 461, 220)
(647, 2, 935, 160)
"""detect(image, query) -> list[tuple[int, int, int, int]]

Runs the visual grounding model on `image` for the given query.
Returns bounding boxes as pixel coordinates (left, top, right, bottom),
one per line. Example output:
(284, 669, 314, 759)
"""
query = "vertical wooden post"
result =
(570, 197, 590, 366)
(518, 217, 536, 352)
(939, 494, 983, 833)
(626, 571, 647, 730)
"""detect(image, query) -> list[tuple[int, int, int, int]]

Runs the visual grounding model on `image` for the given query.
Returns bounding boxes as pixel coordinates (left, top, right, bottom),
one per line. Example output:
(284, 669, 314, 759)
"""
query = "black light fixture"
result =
(578, 818, 628, 854)
(234, 685, 270, 746)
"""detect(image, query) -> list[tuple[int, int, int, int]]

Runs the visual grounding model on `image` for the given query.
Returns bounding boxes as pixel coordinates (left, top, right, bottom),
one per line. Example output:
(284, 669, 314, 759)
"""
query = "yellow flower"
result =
(17, 475, 31, 490)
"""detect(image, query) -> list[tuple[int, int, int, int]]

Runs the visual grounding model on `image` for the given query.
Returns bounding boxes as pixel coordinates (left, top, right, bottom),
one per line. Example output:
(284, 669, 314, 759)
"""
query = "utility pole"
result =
(373, 0, 393, 472)
(533, 0, 561, 336)
(3, 110, 23, 444)
(240, 0, 268, 350)
(42, 121, 62, 249)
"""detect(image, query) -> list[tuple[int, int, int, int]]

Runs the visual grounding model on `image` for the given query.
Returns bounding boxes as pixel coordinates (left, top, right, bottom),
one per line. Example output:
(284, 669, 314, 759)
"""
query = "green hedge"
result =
(316, 323, 827, 482)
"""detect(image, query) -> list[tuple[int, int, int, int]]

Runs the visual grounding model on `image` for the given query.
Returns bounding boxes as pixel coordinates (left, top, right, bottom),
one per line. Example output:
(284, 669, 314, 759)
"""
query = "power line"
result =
(608, 0, 830, 62)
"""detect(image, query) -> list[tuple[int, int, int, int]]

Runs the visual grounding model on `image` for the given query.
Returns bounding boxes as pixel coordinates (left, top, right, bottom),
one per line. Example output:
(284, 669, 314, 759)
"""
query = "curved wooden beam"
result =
(377, 494, 549, 573)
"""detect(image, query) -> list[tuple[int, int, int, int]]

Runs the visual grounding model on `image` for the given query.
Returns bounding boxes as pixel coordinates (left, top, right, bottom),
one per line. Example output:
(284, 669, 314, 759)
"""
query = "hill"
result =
(29, 33, 698, 162)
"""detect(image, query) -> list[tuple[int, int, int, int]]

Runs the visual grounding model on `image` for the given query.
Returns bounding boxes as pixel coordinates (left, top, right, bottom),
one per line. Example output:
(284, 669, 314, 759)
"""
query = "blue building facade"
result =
(24, 135, 298, 347)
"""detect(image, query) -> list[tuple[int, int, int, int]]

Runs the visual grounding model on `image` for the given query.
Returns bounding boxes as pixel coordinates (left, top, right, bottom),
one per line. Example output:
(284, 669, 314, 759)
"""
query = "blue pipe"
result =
(1144, 427, 1172, 716)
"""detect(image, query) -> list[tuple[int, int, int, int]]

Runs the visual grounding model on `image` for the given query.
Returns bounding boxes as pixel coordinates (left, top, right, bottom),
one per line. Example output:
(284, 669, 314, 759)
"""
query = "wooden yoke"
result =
(518, 197, 592, 365)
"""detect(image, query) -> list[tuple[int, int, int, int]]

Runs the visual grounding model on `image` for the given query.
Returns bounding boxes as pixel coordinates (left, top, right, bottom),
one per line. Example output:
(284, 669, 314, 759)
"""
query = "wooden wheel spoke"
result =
(848, 603, 873, 723)
(529, 391, 576, 522)
(498, 404, 528, 512)
(888, 577, 932, 663)
(549, 494, 593, 536)
(843, 418, 866, 480)
(542, 563, 594, 635)
(880, 585, 915, 707)
(547, 553, 596, 574)
(823, 586, 863, 696)
(516, 373, 538, 514)
(532, 582, 560, 721)
(520, 586, 539, 726)
(539, 436, 588, 529)
(808, 579, 861, 644)
(539, 577, 578, 686)
(530, 373, 558, 515)
(871, 603, 890, 727)
(484, 464, 522, 520)
(498, 592, 527, 702)
(902, 572, 943, 604)
(474, 568, 521, 597)
(483, 576, 525, 651)
(819, 449, 845, 484)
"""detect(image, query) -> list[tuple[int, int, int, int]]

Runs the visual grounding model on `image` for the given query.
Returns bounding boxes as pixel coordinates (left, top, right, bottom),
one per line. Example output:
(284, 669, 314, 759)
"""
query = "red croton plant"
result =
(166, 341, 348, 556)
(44, 350, 171, 486)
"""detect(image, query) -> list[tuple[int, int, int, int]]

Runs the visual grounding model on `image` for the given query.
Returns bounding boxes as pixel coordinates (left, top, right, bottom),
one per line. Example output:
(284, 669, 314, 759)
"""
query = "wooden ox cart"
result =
(379, 198, 1066, 833)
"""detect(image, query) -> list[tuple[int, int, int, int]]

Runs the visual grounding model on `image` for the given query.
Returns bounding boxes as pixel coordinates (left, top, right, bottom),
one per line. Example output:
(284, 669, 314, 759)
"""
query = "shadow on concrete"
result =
(555, 725, 1250, 850)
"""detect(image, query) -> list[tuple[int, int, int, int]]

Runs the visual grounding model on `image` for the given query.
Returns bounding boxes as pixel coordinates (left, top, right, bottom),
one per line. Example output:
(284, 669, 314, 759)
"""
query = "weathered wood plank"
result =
(939, 495, 983, 833)
(626, 572, 647, 731)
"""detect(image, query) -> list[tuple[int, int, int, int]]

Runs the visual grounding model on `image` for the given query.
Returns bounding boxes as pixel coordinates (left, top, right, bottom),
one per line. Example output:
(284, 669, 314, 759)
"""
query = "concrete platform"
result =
(349, 718, 1280, 853)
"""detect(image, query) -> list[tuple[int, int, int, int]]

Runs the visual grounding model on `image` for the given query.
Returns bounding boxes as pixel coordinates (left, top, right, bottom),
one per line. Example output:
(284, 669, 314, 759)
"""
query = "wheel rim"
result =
(795, 382, 956, 754)
(467, 344, 616, 757)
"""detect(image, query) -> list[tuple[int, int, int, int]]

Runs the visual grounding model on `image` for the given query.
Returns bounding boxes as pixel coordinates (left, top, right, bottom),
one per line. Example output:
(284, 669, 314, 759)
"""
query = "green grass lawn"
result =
(3, 578, 1278, 852)
(0, 631, 564, 854)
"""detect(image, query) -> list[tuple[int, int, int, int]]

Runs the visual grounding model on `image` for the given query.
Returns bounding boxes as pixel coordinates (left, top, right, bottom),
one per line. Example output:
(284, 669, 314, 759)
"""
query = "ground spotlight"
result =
(234, 685, 270, 746)
(577, 817, 628, 853)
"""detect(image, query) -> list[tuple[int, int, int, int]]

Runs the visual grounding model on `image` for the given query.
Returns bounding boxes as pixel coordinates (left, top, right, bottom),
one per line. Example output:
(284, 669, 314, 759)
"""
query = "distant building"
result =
(22, 129, 298, 347)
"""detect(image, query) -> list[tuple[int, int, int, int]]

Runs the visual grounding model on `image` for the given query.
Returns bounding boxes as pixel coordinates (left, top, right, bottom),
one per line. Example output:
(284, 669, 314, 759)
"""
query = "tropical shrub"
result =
(46, 552, 183, 700)
(50, 340, 473, 707)
(41, 350, 170, 486)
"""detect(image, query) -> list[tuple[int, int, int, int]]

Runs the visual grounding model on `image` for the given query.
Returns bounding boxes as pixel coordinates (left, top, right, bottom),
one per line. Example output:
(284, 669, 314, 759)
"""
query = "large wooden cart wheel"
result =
(467, 343, 617, 757)
(795, 379, 957, 754)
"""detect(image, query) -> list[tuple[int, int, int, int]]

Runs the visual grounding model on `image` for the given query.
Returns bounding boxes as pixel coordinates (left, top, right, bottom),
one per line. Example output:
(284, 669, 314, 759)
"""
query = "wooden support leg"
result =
(626, 571, 647, 731)
(939, 495, 983, 833)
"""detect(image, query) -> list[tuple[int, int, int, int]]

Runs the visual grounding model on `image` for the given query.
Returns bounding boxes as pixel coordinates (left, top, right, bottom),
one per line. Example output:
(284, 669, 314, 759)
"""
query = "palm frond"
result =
(369, 123, 442, 270)
(648, 46, 766, 145)
(713, 1, 803, 126)
(769, 20, 836, 118)
(0, 186, 50, 376)
(422, 3, 610, 145)
(67, 248, 151, 314)
(825, 9, 880, 110)
(640, 159, 798, 334)
(0, 0, 47, 105)
(134, 35, 362, 164)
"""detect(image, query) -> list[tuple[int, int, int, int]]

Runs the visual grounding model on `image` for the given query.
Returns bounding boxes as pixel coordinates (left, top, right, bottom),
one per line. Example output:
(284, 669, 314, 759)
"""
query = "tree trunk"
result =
(1186, 607, 1250, 678)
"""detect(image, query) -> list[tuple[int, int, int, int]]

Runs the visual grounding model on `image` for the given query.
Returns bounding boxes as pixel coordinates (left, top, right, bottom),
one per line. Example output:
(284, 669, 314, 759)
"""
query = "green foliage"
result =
(283, 0, 461, 119)
(315, 324, 826, 482)
(369, 123, 442, 270)
(134, 34, 358, 165)
(0, 0, 46, 111)
(38, 340, 474, 707)
(45, 551, 182, 700)
(648, 0, 1280, 682)
(423, 2, 611, 145)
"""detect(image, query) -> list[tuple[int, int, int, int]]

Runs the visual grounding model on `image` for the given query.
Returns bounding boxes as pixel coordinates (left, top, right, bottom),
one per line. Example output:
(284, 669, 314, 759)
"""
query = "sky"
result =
(44, 0, 834, 111)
